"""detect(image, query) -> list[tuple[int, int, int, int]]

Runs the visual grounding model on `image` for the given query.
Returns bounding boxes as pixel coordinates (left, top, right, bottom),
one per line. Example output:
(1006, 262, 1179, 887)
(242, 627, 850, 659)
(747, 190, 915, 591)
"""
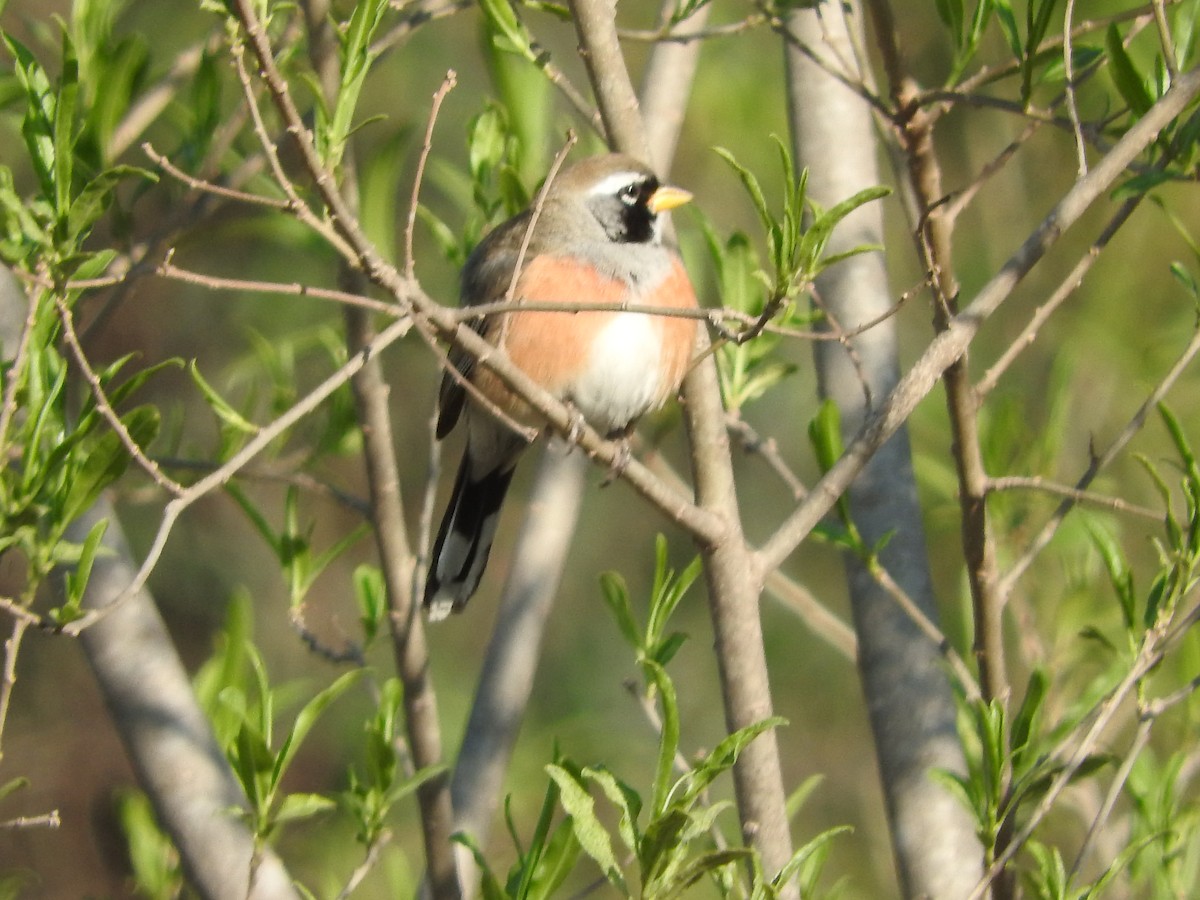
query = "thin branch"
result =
(0, 285, 38, 457)
(725, 413, 807, 500)
(59, 312, 414, 635)
(1153, 0, 1180, 80)
(336, 830, 393, 900)
(157, 253, 399, 316)
(868, 561, 982, 703)
(998, 322, 1200, 600)
(370, 0, 474, 55)
(1064, 0, 1089, 175)
(1068, 715, 1152, 880)
(55, 296, 184, 497)
(143, 141, 290, 210)
(109, 39, 212, 159)
(762, 570, 857, 662)
(505, 133, 578, 305)
(619, 13, 767, 44)
(0, 810, 61, 830)
(0, 618, 29, 759)
(941, 118, 1041, 225)
(405, 71, 457, 280)
(229, 36, 356, 260)
(986, 475, 1163, 521)
(757, 64, 1200, 577)
(977, 196, 1142, 396)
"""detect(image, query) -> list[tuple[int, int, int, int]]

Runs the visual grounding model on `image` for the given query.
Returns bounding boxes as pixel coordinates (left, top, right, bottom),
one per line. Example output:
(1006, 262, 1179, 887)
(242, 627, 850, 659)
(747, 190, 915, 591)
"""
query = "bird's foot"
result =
(600, 435, 634, 486)
(562, 401, 587, 449)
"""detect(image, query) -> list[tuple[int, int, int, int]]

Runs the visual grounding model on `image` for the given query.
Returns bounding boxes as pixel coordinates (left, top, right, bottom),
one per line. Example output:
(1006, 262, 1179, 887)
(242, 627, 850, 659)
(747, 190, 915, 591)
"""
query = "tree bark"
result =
(69, 503, 300, 900)
(783, 4, 984, 896)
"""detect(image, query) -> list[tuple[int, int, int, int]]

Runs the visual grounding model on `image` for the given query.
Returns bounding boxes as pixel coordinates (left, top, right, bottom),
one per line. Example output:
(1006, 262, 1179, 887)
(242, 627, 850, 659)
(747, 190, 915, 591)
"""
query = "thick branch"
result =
(785, 4, 983, 897)
(569, 0, 798, 891)
(299, 1, 458, 894)
(68, 504, 299, 900)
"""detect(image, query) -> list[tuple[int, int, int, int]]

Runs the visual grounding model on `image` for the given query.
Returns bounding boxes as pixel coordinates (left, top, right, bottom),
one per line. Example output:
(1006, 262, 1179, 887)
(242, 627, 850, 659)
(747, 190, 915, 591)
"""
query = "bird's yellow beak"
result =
(647, 184, 693, 213)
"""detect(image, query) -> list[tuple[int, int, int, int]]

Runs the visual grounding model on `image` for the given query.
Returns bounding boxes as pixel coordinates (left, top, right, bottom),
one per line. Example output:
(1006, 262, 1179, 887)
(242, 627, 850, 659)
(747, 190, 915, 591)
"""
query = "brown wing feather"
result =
(436, 213, 531, 437)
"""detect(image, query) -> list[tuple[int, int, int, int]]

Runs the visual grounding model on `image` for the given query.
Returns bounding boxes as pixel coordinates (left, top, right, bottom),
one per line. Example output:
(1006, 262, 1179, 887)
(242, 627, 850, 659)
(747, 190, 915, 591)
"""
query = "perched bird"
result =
(424, 153, 700, 621)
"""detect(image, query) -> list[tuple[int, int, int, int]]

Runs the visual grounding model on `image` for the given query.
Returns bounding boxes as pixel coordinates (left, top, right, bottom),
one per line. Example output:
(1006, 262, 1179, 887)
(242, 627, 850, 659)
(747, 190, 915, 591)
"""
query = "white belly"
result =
(569, 312, 663, 434)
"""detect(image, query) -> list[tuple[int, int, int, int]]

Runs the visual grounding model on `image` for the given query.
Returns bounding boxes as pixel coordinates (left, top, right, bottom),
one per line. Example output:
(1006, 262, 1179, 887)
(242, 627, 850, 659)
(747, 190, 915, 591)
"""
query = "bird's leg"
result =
(600, 423, 636, 486)
(561, 400, 587, 450)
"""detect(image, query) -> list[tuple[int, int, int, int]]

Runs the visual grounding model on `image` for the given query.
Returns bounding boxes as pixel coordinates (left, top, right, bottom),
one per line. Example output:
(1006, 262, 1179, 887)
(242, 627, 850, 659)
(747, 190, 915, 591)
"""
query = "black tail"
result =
(424, 453, 517, 620)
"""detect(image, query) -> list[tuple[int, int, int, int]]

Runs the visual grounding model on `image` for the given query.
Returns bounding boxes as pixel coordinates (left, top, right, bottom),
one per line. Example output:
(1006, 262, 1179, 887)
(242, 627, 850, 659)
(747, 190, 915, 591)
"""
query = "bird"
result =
(423, 153, 700, 621)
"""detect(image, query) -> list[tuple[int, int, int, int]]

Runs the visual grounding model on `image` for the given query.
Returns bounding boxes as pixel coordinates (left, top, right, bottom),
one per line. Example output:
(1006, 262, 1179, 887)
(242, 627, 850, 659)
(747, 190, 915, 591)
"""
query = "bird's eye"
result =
(618, 183, 640, 206)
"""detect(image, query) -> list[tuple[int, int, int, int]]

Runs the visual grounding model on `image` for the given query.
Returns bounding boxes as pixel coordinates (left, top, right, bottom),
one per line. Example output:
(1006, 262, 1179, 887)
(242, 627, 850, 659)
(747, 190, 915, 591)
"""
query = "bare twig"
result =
(157, 253, 399, 316)
(59, 311, 414, 635)
(144, 141, 289, 209)
(504, 133, 578, 305)
(998, 322, 1200, 600)
(229, 36, 356, 259)
(725, 413, 807, 500)
(0, 283, 38, 456)
(986, 475, 1163, 521)
(762, 570, 857, 661)
(0, 810, 61, 830)
(1064, 0, 1089, 175)
(758, 64, 1200, 576)
(405, 71, 457, 280)
(0, 618, 29, 759)
(55, 296, 184, 497)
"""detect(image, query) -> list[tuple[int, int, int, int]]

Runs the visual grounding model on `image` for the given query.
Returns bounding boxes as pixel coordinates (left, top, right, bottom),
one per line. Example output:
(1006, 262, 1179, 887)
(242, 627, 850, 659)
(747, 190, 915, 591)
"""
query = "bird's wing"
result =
(435, 213, 531, 439)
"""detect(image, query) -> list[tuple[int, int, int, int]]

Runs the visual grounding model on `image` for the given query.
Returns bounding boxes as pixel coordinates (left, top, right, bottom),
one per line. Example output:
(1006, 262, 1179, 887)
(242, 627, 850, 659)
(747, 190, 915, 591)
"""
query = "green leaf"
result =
(714, 146, 773, 236)
(0, 776, 30, 804)
(1107, 24, 1154, 117)
(188, 361, 259, 435)
(53, 28, 79, 223)
(638, 807, 689, 886)
(274, 792, 336, 824)
(115, 788, 180, 898)
(520, 816, 582, 900)
(785, 773, 825, 821)
(353, 564, 386, 645)
(1010, 668, 1047, 770)
(1087, 519, 1137, 630)
(5, 35, 57, 199)
(994, 0, 1022, 59)
(63, 404, 159, 524)
(545, 764, 627, 893)
(600, 570, 641, 651)
(582, 765, 642, 853)
(935, 0, 964, 39)
(323, 0, 388, 169)
(673, 848, 751, 893)
(807, 398, 843, 474)
(270, 668, 365, 797)
(775, 824, 853, 894)
(64, 515, 108, 609)
(685, 716, 787, 804)
(644, 660, 681, 817)
(66, 164, 156, 244)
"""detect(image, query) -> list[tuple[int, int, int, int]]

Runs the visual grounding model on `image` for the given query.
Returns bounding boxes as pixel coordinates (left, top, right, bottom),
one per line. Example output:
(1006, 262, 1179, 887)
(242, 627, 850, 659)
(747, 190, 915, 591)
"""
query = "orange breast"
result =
(471, 254, 699, 428)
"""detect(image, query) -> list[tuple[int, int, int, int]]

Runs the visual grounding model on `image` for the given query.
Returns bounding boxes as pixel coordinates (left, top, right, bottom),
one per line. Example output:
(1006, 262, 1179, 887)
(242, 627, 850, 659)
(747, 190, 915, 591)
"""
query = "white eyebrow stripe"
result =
(586, 171, 645, 197)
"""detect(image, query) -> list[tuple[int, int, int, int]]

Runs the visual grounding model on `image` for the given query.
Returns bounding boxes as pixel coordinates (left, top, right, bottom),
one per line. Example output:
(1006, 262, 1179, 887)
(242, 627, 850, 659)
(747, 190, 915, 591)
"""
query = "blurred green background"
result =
(2, 0, 1199, 896)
